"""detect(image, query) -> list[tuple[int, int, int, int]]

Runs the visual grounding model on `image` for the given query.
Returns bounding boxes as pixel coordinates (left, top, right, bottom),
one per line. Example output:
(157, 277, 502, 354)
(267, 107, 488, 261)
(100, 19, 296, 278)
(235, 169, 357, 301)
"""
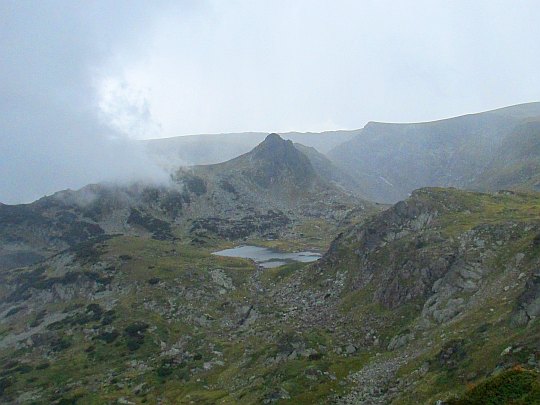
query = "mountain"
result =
(294, 143, 368, 197)
(307, 187, 540, 403)
(2, 105, 540, 404)
(474, 120, 540, 192)
(0, 134, 374, 271)
(142, 129, 359, 169)
(214, 133, 318, 191)
(328, 102, 540, 203)
(173, 134, 374, 241)
(0, 187, 538, 403)
(0, 183, 186, 271)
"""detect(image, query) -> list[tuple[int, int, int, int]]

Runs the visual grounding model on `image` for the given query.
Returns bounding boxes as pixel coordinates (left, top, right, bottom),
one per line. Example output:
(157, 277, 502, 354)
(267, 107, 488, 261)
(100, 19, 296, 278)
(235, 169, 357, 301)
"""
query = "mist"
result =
(0, 1, 170, 204)
(2, 0, 540, 203)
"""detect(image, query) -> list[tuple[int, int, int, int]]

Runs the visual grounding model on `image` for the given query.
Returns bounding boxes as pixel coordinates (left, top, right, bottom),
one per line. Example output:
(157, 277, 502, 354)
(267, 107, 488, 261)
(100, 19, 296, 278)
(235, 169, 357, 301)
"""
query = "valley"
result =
(0, 107, 539, 404)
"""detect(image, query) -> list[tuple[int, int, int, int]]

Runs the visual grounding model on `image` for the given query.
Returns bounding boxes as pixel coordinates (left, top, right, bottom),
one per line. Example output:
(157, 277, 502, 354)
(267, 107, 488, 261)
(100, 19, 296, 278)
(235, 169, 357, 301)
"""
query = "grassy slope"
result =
(0, 188, 539, 404)
(341, 189, 540, 403)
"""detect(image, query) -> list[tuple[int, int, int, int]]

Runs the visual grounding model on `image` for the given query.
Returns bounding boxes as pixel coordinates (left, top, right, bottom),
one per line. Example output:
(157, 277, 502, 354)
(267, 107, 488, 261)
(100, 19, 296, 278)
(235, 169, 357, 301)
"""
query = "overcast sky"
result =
(1, 0, 540, 203)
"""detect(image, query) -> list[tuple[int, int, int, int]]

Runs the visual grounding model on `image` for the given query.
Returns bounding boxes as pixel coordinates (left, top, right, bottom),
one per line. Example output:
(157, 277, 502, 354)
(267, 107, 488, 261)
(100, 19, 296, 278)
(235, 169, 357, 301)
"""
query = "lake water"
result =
(212, 245, 321, 268)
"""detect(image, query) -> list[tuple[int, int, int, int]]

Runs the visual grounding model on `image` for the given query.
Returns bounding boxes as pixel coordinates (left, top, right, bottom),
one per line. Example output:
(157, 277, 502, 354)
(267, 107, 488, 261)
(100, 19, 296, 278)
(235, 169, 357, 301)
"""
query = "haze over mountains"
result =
(0, 134, 373, 271)
(0, 102, 539, 404)
(3, 102, 540, 273)
(3, 1, 540, 402)
(328, 102, 540, 202)
(142, 130, 358, 168)
(143, 102, 540, 203)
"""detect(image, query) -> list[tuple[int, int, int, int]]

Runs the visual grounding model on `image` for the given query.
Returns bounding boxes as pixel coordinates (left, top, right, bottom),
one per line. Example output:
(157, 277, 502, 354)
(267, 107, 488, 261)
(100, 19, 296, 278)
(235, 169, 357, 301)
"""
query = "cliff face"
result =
(320, 188, 540, 317)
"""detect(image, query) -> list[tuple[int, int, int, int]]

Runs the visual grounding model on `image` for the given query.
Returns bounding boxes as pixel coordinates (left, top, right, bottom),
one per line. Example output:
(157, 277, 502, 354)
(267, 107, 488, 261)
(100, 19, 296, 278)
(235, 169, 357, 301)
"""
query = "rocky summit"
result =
(0, 135, 375, 273)
(0, 109, 540, 404)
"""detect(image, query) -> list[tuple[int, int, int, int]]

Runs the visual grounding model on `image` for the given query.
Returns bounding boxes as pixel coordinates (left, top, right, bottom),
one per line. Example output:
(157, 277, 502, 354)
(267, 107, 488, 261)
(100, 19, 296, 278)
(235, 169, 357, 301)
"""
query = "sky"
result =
(1, 0, 540, 203)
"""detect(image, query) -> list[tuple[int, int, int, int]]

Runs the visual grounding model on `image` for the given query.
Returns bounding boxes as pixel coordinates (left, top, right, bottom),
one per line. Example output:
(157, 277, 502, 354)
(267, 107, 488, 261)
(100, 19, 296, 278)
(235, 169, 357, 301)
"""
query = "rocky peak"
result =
(251, 133, 298, 161)
(246, 133, 317, 188)
(263, 132, 283, 143)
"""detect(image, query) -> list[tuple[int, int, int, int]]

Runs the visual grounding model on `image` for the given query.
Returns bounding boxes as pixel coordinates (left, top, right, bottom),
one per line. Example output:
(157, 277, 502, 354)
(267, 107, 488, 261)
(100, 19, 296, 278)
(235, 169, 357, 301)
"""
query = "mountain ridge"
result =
(0, 134, 373, 271)
(0, 104, 540, 404)
(328, 102, 540, 203)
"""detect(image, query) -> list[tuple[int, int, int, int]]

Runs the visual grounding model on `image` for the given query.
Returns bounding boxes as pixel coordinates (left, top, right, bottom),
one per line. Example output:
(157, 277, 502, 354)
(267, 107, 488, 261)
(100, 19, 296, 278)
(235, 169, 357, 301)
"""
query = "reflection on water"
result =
(212, 245, 321, 268)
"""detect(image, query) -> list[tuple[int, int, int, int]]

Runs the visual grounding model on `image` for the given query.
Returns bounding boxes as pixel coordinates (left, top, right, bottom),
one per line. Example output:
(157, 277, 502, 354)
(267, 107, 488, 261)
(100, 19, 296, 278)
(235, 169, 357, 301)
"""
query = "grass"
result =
(1, 188, 540, 404)
(447, 367, 540, 405)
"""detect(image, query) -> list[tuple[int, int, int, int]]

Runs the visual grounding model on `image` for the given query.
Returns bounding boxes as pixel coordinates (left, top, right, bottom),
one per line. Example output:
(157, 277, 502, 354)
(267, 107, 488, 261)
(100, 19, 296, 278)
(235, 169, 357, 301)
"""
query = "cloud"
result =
(0, 1, 170, 203)
(97, 78, 162, 139)
(1, 0, 540, 203)
(97, 0, 540, 137)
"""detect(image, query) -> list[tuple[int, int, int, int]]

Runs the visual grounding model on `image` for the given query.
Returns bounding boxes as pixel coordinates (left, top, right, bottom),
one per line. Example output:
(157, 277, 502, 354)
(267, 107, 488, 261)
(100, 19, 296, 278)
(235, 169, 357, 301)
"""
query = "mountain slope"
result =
(174, 134, 374, 242)
(0, 188, 538, 404)
(474, 120, 540, 192)
(248, 187, 540, 403)
(328, 102, 540, 203)
(294, 143, 369, 198)
(0, 183, 188, 271)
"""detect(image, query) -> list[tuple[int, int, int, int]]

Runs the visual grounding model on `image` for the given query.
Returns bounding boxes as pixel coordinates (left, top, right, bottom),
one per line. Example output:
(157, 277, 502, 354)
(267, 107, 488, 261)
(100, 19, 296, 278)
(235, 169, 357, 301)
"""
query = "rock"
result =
(210, 269, 235, 291)
(288, 350, 298, 360)
(429, 298, 465, 324)
(132, 383, 146, 395)
(388, 334, 413, 351)
(500, 346, 512, 356)
(263, 388, 290, 403)
(510, 309, 529, 327)
(345, 344, 357, 354)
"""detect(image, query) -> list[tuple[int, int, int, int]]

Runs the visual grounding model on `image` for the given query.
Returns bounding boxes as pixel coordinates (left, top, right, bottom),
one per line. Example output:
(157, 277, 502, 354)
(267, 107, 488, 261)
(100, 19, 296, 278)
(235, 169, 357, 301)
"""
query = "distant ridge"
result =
(328, 101, 540, 203)
(142, 129, 359, 168)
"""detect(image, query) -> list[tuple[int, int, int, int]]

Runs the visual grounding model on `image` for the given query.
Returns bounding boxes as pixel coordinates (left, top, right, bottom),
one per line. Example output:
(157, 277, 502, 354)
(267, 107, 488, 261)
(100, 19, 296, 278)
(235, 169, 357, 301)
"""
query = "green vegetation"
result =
(448, 368, 540, 405)
(0, 188, 539, 403)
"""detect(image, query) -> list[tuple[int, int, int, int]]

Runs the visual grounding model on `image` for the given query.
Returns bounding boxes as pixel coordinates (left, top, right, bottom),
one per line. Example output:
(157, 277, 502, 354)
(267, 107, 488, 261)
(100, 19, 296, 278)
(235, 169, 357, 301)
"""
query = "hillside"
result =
(293, 143, 368, 198)
(474, 120, 540, 192)
(0, 188, 538, 403)
(328, 102, 540, 203)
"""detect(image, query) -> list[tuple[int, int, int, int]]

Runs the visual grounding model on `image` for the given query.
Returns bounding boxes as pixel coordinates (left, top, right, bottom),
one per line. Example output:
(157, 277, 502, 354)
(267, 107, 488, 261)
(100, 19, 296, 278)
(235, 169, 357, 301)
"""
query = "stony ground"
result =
(0, 188, 539, 404)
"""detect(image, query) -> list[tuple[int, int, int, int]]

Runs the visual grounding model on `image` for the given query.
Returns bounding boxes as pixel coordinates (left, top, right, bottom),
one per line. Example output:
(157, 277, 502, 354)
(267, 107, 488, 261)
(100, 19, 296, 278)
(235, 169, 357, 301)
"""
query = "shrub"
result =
(5, 306, 24, 317)
(0, 377, 12, 395)
(101, 310, 116, 326)
(96, 330, 119, 344)
(124, 322, 149, 351)
(36, 362, 50, 370)
(147, 277, 160, 285)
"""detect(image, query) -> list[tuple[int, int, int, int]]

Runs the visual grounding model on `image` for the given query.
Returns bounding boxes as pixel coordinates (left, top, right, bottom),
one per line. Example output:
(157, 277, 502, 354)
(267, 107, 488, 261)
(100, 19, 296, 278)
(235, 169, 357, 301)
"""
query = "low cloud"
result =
(0, 1, 170, 203)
